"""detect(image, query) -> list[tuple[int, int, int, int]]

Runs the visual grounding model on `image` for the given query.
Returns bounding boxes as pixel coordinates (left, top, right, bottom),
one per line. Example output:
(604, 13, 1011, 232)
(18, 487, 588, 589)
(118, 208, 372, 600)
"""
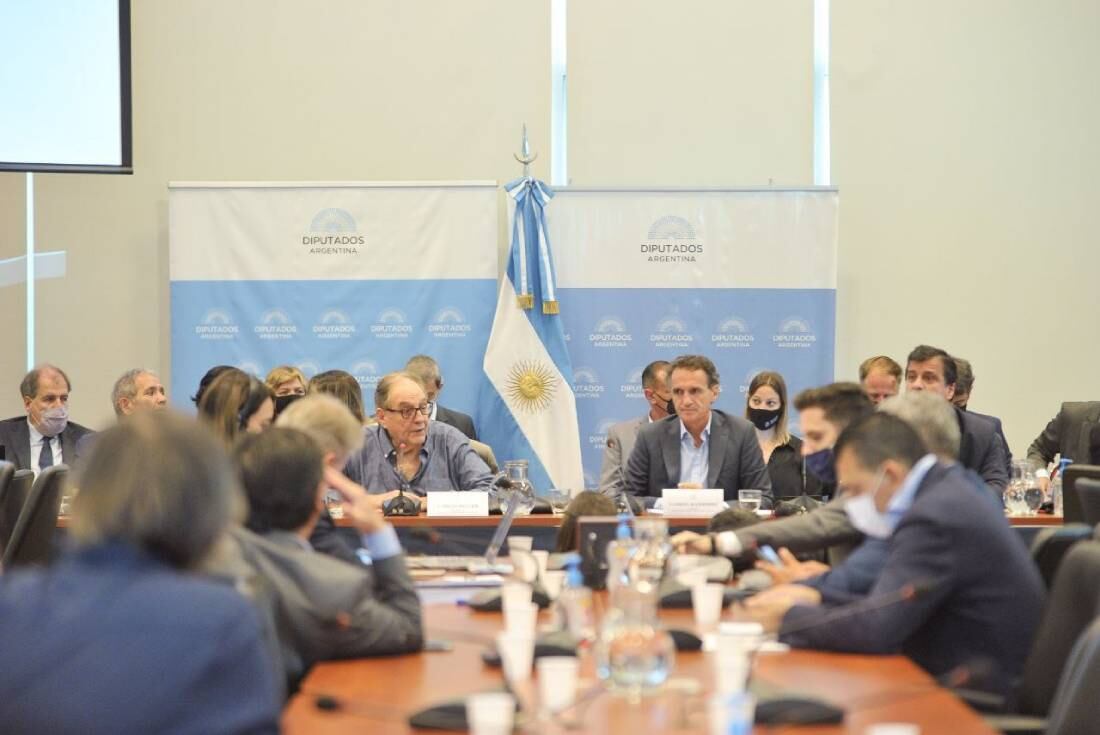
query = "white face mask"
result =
(38, 405, 69, 438)
(844, 469, 894, 539)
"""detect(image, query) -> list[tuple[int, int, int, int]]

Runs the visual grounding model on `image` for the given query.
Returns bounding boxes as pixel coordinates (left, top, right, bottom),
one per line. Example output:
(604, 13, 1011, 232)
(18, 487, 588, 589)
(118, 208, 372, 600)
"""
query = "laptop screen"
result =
(483, 494, 521, 564)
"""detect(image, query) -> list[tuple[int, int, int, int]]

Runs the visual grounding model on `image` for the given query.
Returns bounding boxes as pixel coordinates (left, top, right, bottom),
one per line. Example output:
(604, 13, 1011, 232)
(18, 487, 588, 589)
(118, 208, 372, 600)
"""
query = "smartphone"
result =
(757, 544, 782, 566)
(423, 639, 453, 653)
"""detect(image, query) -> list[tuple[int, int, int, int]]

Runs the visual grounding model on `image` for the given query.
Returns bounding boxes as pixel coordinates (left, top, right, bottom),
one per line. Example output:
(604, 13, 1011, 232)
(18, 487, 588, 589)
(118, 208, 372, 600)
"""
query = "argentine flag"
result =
(478, 177, 584, 495)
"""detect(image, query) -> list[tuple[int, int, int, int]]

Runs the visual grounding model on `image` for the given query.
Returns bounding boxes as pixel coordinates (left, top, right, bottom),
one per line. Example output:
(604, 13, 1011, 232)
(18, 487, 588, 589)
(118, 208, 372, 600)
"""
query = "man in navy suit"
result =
(737, 413, 1044, 697)
(0, 364, 93, 474)
(623, 354, 772, 506)
(951, 356, 1013, 471)
(905, 345, 1008, 491)
(0, 411, 280, 733)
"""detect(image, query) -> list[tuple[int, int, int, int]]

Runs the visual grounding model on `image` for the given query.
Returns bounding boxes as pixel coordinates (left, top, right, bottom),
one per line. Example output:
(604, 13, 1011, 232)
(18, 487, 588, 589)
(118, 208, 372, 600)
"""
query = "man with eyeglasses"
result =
(598, 360, 673, 498)
(355, 371, 493, 506)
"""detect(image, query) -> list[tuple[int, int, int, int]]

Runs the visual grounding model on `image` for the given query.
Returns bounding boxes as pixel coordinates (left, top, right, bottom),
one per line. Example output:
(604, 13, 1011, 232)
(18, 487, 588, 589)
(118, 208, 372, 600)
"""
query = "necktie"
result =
(39, 436, 54, 471)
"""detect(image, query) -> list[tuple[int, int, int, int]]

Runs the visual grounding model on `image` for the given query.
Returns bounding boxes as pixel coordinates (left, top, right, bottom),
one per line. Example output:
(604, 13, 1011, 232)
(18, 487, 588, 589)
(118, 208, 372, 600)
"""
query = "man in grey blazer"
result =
(229, 427, 423, 689)
(623, 355, 772, 506)
(1028, 401, 1100, 488)
(672, 382, 874, 560)
(0, 365, 93, 473)
(599, 360, 672, 497)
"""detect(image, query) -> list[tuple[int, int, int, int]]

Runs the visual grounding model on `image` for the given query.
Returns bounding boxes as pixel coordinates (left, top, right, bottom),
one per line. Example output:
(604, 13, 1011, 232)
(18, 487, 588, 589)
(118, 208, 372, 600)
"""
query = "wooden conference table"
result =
(282, 600, 996, 734)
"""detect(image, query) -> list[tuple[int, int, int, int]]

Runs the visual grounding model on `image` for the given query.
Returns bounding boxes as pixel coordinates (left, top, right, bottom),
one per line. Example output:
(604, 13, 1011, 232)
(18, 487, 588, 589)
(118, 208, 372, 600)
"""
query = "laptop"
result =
(406, 495, 520, 574)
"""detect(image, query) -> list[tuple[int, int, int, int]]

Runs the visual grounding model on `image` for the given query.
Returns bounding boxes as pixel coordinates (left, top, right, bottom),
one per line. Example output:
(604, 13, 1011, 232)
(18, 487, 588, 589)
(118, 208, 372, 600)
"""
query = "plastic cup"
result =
(532, 550, 550, 581)
(501, 581, 532, 609)
(503, 601, 539, 639)
(866, 726, 920, 735)
(509, 536, 533, 552)
(541, 570, 566, 600)
(718, 621, 766, 655)
(714, 653, 752, 694)
(496, 632, 535, 683)
(677, 567, 708, 589)
(466, 691, 516, 735)
(537, 656, 579, 713)
(692, 583, 725, 629)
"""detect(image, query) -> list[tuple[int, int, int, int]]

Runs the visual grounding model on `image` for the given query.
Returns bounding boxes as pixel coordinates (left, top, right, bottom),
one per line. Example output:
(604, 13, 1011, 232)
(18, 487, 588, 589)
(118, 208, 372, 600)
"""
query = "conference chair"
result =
(470, 439, 498, 474)
(1029, 524, 1094, 589)
(1071, 477, 1100, 526)
(1062, 464, 1100, 524)
(0, 469, 34, 556)
(1043, 617, 1100, 735)
(1, 465, 69, 570)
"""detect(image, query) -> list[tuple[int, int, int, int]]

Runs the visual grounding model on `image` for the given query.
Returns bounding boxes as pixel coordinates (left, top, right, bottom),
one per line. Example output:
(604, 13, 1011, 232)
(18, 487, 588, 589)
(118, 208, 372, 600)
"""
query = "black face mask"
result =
(273, 393, 303, 418)
(665, 398, 676, 417)
(747, 406, 781, 431)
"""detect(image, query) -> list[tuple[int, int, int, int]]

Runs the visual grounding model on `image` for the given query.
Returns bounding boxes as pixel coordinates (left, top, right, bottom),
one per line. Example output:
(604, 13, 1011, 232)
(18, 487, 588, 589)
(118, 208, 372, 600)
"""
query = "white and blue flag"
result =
(478, 177, 584, 494)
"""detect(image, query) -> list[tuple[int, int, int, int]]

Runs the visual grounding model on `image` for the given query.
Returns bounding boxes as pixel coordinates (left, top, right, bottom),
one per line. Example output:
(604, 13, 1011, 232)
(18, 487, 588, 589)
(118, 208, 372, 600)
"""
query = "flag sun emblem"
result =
(506, 360, 557, 413)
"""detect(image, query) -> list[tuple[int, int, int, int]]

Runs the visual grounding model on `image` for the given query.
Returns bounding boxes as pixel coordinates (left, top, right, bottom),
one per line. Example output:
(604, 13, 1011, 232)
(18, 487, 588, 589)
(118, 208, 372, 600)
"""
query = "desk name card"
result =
(426, 491, 489, 517)
(661, 488, 725, 517)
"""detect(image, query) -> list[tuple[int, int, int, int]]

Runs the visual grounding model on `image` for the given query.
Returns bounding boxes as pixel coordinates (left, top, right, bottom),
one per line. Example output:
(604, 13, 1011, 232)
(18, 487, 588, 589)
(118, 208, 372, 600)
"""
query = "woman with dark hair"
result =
(554, 491, 617, 553)
(191, 364, 243, 406)
(198, 371, 275, 445)
(744, 371, 823, 501)
(309, 370, 368, 424)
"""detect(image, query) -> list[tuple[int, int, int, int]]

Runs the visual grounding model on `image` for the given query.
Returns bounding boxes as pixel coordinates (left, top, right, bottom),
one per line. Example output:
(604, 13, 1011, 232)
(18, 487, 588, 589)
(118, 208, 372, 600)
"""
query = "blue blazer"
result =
(780, 462, 1045, 696)
(957, 406, 1009, 491)
(0, 542, 280, 734)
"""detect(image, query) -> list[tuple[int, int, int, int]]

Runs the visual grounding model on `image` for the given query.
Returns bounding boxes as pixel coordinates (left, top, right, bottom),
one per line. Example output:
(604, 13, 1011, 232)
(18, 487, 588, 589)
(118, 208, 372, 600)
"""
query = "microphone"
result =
(774, 579, 941, 638)
(384, 445, 421, 517)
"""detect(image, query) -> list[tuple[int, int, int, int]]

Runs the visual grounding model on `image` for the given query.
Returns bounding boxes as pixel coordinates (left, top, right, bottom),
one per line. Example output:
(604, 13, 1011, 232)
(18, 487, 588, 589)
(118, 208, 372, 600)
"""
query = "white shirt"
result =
(27, 419, 63, 476)
(679, 414, 713, 487)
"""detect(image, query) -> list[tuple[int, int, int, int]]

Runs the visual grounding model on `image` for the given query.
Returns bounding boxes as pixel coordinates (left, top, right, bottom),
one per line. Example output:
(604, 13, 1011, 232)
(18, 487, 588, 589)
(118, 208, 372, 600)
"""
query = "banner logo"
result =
(428, 307, 472, 339)
(313, 310, 356, 340)
(774, 317, 817, 349)
(237, 360, 264, 377)
(572, 367, 605, 400)
(254, 309, 298, 340)
(303, 208, 365, 255)
(370, 308, 413, 339)
(589, 316, 632, 348)
(195, 309, 239, 340)
(641, 215, 703, 264)
(588, 418, 618, 450)
(650, 316, 694, 349)
(620, 366, 645, 398)
(712, 316, 754, 349)
(351, 360, 382, 390)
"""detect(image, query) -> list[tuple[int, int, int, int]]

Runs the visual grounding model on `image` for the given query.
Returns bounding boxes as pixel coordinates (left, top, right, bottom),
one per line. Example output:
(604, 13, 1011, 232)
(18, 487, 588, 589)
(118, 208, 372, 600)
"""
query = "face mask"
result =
(844, 470, 893, 539)
(273, 393, 302, 417)
(805, 447, 836, 485)
(747, 407, 781, 431)
(38, 405, 69, 437)
(666, 398, 676, 417)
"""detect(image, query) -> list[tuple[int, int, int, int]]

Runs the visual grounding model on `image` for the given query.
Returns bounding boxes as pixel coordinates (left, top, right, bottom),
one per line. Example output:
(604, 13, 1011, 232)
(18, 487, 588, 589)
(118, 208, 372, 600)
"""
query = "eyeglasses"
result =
(381, 403, 432, 420)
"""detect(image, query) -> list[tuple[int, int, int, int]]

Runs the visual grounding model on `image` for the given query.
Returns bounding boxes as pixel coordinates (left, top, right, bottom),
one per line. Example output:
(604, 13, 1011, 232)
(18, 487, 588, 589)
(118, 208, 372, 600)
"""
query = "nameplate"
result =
(661, 488, 725, 517)
(426, 491, 489, 517)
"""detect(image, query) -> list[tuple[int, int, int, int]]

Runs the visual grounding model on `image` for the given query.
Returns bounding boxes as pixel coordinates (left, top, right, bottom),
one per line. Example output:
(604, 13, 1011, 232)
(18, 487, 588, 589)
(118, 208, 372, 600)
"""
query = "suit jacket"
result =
(599, 415, 646, 497)
(780, 463, 1046, 697)
(733, 496, 861, 565)
(1028, 401, 1100, 467)
(0, 541, 280, 734)
(969, 409, 1012, 469)
(0, 415, 94, 471)
(435, 405, 477, 441)
(956, 406, 1009, 491)
(228, 526, 423, 688)
(623, 410, 773, 506)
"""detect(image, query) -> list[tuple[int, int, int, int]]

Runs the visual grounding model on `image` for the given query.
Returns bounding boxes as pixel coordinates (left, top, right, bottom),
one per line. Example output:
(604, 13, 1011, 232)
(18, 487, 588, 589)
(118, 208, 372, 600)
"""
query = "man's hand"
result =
(746, 583, 823, 609)
(756, 547, 831, 585)
(671, 531, 714, 555)
(324, 467, 387, 534)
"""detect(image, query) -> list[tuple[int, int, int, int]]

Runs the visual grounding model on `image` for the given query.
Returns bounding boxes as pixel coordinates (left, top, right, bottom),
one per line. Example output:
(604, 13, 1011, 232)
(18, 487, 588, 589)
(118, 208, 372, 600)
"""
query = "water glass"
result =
(738, 489, 762, 513)
(539, 487, 572, 513)
(467, 692, 516, 735)
(691, 583, 725, 646)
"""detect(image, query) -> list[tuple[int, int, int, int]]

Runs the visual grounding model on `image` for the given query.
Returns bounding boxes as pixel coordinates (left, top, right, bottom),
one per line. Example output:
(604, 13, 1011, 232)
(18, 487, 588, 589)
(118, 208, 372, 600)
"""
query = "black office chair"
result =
(1062, 464, 1100, 524)
(1072, 478, 1100, 527)
(0, 469, 34, 556)
(1, 464, 69, 569)
(1044, 617, 1100, 735)
(1030, 524, 1095, 589)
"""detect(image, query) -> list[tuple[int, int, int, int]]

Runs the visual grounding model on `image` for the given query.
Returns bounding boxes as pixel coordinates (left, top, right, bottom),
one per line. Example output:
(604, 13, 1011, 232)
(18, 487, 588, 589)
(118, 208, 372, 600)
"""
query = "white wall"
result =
(1, 0, 1096, 456)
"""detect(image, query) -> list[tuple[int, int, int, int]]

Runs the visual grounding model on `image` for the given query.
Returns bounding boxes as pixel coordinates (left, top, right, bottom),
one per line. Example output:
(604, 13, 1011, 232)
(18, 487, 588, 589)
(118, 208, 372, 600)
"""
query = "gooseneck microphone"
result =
(384, 443, 421, 517)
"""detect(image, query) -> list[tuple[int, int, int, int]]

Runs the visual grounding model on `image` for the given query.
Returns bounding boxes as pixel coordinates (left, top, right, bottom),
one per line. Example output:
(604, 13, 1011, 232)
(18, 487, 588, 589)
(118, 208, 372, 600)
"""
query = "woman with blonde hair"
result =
(744, 370, 823, 501)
